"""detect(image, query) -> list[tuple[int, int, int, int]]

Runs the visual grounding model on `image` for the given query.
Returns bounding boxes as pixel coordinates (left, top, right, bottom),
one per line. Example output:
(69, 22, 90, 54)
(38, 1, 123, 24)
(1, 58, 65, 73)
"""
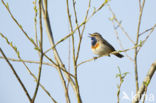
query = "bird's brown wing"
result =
(102, 38, 116, 51)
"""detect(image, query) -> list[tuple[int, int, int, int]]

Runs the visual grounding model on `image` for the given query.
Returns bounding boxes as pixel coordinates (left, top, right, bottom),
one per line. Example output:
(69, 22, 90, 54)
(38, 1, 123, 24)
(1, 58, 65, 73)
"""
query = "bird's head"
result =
(89, 32, 102, 46)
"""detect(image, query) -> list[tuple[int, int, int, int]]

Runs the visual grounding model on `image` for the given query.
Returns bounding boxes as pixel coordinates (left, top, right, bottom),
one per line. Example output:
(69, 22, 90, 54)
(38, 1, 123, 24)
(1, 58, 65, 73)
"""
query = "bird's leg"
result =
(93, 56, 98, 61)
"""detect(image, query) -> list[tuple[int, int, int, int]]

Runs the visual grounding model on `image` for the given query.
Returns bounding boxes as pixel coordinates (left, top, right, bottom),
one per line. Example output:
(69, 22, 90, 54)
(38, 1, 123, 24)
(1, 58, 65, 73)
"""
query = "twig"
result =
(1, 0, 37, 47)
(43, 0, 109, 55)
(0, 48, 32, 102)
(33, 0, 39, 46)
(132, 60, 156, 103)
(2, 0, 60, 70)
(66, 0, 81, 102)
(31, 0, 44, 102)
(67, 34, 71, 89)
(139, 24, 156, 36)
(137, 24, 156, 52)
(78, 45, 141, 66)
(0, 33, 57, 102)
(116, 67, 129, 103)
(42, 1, 71, 103)
(0, 56, 51, 66)
(108, 4, 135, 44)
(142, 87, 147, 103)
(108, 5, 134, 61)
(75, 0, 91, 63)
(0, 55, 74, 78)
(72, 0, 81, 38)
(134, 0, 146, 93)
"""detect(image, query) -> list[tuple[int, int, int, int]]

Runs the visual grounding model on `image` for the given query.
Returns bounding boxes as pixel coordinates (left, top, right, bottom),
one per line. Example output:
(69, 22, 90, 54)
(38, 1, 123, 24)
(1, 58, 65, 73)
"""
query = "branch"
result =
(1, 0, 37, 47)
(116, 67, 129, 103)
(78, 45, 141, 66)
(31, 0, 44, 102)
(108, 5, 134, 61)
(42, 1, 71, 103)
(132, 60, 156, 103)
(139, 24, 156, 36)
(33, 0, 39, 46)
(75, 0, 91, 63)
(66, 0, 81, 102)
(137, 24, 156, 52)
(43, 0, 109, 54)
(108, 4, 135, 44)
(1, 0, 59, 73)
(0, 56, 51, 66)
(134, 0, 146, 93)
(0, 48, 32, 102)
(0, 56, 75, 78)
(72, 0, 81, 38)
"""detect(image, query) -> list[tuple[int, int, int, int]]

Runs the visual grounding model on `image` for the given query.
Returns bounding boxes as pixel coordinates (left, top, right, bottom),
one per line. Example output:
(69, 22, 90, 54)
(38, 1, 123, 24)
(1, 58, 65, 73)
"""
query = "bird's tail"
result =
(114, 53, 124, 58)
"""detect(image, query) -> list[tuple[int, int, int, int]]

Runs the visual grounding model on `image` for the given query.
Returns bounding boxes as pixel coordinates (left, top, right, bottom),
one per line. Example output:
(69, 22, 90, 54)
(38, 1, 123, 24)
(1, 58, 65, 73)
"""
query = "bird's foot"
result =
(93, 56, 98, 61)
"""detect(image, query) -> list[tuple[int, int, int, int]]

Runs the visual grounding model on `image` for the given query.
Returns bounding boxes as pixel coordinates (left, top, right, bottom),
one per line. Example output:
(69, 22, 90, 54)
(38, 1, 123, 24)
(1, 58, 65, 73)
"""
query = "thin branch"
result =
(132, 60, 156, 103)
(0, 56, 51, 66)
(33, 0, 39, 46)
(78, 45, 141, 66)
(43, 0, 109, 54)
(139, 24, 156, 36)
(42, 1, 71, 103)
(111, 20, 134, 61)
(75, 0, 91, 63)
(67, 34, 71, 89)
(0, 33, 57, 102)
(66, 0, 81, 102)
(1, 0, 59, 72)
(138, 24, 156, 52)
(134, 0, 146, 93)
(72, 0, 81, 38)
(142, 87, 147, 103)
(0, 55, 75, 78)
(32, 0, 44, 102)
(108, 5, 134, 61)
(1, 0, 37, 47)
(56, 61, 71, 103)
(116, 67, 129, 103)
(0, 48, 32, 102)
(108, 4, 135, 44)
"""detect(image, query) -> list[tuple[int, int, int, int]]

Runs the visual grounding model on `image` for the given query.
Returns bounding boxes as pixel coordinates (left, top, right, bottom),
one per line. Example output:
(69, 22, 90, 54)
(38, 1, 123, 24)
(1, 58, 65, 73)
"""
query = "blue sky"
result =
(0, 0, 156, 103)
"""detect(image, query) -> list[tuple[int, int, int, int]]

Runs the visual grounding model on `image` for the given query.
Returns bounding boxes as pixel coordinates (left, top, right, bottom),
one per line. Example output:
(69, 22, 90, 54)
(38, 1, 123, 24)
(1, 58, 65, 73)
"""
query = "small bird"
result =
(89, 32, 123, 58)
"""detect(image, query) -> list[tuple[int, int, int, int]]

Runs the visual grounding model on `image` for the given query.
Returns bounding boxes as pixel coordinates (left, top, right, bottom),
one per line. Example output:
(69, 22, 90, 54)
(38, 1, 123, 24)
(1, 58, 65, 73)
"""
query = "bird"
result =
(89, 32, 124, 58)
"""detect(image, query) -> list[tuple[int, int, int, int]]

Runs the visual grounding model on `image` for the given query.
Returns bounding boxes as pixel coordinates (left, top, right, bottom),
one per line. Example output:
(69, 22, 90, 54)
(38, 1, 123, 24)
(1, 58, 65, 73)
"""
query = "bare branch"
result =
(31, 0, 44, 102)
(33, 0, 39, 46)
(108, 4, 135, 44)
(116, 67, 129, 103)
(137, 24, 156, 52)
(1, 0, 37, 47)
(134, 0, 146, 93)
(66, 0, 82, 102)
(72, 0, 81, 38)
(75, 0, 91, 63)
(78, 45, 141, 66)
(108, 5, 134, 61)
(42, 1, 72, 102)
(132, 60, 156, 103)
(139, 24, 156, 36)
(0, 48, 32, 102)
(0, 33, 57, 102)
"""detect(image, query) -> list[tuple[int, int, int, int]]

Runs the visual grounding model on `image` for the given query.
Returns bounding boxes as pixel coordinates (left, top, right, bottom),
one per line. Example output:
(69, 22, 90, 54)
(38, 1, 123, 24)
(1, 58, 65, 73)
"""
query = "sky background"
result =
(0, 0, 156, 103)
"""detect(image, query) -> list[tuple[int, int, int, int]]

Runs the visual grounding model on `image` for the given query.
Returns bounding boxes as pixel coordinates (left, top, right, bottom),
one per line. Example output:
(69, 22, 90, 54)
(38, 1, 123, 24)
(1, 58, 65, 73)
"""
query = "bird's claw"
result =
(93, 56, 98, 61)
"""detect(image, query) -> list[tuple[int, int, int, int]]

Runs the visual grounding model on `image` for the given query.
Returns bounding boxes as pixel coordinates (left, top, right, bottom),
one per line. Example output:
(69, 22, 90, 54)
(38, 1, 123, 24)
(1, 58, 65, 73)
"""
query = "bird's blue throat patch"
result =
(91, 37, 97, 46)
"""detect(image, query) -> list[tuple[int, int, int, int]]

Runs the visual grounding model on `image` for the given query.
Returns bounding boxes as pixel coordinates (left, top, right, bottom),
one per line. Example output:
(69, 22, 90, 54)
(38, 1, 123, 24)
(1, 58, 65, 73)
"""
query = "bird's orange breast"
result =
(91, 42, 100, 49)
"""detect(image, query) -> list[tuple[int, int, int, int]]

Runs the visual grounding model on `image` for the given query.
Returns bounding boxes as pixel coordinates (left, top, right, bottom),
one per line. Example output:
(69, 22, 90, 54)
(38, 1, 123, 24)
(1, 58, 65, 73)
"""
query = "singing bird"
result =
(89, 32, 124, 58)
